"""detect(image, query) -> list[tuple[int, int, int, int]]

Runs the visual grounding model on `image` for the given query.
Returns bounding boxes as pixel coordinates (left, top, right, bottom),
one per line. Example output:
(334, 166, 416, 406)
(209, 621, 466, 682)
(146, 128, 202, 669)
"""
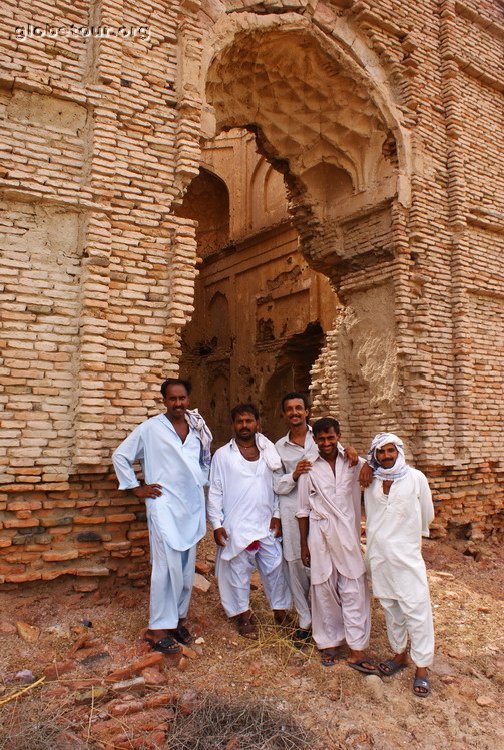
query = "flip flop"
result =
(293, 628, 312, 642)
(320, 648, 338, 667)
(347, 659, 381, 676)
(144, 636, 181, 655)
(172, 624, 192, 644)
(237, 617, 258, 640)
(293, 628, 313, 649)
(413, 676, 431, 697)
(379, 659, 407, 676)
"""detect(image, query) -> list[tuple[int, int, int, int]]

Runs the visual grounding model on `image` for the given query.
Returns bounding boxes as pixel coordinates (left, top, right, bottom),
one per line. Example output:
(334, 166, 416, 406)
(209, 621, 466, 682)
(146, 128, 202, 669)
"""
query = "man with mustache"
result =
(364, 432, 435, 697)
(274, 393, 366, 644)
(112, 379, 212, 655)
(296, 417, 378, 673)
(208, 403, 292, 639)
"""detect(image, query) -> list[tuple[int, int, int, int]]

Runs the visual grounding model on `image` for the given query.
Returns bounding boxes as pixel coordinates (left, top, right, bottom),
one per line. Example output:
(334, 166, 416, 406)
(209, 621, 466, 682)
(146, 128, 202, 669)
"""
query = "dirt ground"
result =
(0, 532, 503, 750)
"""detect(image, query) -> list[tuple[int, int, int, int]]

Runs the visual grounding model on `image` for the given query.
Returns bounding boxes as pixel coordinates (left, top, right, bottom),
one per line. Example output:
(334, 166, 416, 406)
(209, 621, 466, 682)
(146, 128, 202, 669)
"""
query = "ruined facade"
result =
(0, 0, 503, 585)
(177, 131, 338, 444)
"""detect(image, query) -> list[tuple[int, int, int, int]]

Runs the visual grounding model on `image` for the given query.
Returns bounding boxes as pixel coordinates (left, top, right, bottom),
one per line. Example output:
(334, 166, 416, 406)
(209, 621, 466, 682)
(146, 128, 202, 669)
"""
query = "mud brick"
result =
(105, 652, 164, 683)
(42, 550, 79, 562)
(106, 514, 136, 523)
(76, 531, 102, 542)
(3, 519, 42, 530)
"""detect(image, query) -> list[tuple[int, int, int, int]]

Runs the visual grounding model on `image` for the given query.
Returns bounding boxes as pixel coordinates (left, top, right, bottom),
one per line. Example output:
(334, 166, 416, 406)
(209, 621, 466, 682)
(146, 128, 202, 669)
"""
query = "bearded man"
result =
(364, 432, 435, 697)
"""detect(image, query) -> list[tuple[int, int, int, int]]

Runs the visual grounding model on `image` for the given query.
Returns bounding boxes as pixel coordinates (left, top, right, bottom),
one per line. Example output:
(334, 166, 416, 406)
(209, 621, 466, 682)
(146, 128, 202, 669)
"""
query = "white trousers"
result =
(147, 516, 196, 630)
(286, 559, 311, 630)
(379, 596, 435, 667)
(217, 535, 292, 618)
(311, 567, 371, 651)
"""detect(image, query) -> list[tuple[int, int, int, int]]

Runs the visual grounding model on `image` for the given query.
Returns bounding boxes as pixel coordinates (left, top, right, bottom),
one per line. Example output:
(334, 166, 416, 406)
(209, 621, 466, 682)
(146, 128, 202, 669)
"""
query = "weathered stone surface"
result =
(195, 560, 212, 575)
(141, 666, 167, 685)
(72, 577, 99, 592)
(476, 695, 497, 707)
(110, 676, 146, 693)
(192, 573, 211, 592)
(104, 653, 164, 683)
(16, 621, 40, 643)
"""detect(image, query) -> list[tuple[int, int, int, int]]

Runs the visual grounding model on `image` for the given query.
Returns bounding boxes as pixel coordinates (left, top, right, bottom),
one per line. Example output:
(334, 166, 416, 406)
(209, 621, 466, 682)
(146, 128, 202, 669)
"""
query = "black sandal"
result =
(145, 636, 181, 655)
(236, 616, 258, 640)
(173, 624, 192, 644)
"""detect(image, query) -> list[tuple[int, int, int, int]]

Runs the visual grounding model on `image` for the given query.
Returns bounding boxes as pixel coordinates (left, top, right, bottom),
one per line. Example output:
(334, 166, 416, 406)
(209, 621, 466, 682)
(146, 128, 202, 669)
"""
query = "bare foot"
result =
(147, 628, 169, 641)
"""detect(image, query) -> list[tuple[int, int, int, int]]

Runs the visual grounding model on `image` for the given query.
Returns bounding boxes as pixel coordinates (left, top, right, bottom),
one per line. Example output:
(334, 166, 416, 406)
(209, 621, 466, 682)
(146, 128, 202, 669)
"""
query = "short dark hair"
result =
(230, 403, 260, 421)
(281, 391, 311, 411)
(160, 378, 192, 398)
(312, 417, 341, 437)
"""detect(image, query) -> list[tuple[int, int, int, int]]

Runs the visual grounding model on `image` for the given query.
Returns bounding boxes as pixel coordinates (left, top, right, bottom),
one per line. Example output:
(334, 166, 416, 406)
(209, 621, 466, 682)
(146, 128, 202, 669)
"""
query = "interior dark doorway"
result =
(177, 131, 338, 446)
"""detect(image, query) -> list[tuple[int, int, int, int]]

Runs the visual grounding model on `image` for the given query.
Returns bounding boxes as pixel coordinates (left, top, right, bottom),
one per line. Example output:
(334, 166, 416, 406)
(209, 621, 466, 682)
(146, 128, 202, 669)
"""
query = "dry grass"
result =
(0, 694, 78, 750)
(167, 693, 316, 750)
(233, 612, 317, 667)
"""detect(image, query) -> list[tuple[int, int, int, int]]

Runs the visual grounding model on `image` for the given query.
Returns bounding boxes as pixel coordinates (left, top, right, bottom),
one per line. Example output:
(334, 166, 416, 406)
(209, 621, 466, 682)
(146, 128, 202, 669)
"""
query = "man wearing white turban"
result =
(364, 433, 435, 697)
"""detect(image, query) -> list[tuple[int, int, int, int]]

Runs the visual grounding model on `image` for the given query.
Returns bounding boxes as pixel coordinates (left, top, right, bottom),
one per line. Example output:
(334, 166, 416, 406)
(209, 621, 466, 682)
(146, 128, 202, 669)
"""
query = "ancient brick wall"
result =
(0, 0, 503, 584)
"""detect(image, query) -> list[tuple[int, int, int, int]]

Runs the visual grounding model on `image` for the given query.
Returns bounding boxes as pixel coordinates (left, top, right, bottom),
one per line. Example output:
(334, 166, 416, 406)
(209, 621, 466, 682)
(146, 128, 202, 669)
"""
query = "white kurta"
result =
(296, 451, 370, 650)
(364, 468, 433, 603)
(296, 452, 366, 584)
(112, 414, 208, 629)
(113, 414, 207, 551)
(207, 439, 280, 561)
(273, 430, 319, 561)
(207, 440, 291, 618)
(364, 467, 435, 666)
(273, 430, 318, 629)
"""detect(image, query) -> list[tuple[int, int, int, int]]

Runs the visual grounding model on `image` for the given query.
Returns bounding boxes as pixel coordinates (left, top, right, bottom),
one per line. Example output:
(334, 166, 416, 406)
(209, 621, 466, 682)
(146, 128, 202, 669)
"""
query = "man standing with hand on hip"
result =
(112, 378, 212, 655)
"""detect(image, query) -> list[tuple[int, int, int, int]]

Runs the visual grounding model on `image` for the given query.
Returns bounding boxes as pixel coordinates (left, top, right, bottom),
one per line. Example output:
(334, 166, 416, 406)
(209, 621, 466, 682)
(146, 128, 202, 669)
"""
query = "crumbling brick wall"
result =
(0, 0, 503, 585)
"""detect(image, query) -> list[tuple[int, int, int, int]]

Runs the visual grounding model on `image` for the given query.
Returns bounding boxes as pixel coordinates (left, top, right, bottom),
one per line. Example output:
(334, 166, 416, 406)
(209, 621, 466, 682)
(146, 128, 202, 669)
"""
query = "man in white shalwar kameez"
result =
(274, 392, 363, 644)
(112, 379, 211, 655)
(208, 403, 292, 639)
(364, 432, 435, 697)
(296, 417, 379, 673)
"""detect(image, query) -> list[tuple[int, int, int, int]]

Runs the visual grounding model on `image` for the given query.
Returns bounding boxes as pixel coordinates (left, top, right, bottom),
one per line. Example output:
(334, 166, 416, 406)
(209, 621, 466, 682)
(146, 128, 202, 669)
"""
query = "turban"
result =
(367, 432, 409, 481)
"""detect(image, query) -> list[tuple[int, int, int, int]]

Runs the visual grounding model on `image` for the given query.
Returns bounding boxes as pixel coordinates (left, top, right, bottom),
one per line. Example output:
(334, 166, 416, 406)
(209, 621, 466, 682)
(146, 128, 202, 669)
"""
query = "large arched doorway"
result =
(194, 16, 411, 448)
(177, 131, 338, 446)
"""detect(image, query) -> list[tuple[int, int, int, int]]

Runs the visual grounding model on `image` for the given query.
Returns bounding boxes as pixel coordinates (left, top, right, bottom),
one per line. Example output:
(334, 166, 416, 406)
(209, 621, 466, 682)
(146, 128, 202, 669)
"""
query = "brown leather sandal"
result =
(236, 615, 258, 640)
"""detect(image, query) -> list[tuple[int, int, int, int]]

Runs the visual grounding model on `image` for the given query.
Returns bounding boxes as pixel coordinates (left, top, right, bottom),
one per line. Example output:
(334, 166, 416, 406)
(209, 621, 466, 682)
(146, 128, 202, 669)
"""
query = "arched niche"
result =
(174, 167, 230, 257)
(249, 156, 288, 231)
(208, 290, 231, 348)
(301, 163, 354, 221)
(262, 321, 325, 440)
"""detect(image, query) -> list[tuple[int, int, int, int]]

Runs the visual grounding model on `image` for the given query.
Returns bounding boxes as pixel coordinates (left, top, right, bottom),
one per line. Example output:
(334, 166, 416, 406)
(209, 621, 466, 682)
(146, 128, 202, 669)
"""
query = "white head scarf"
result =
(367, 432, 409, 481)
(185, 409, 213, 468)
